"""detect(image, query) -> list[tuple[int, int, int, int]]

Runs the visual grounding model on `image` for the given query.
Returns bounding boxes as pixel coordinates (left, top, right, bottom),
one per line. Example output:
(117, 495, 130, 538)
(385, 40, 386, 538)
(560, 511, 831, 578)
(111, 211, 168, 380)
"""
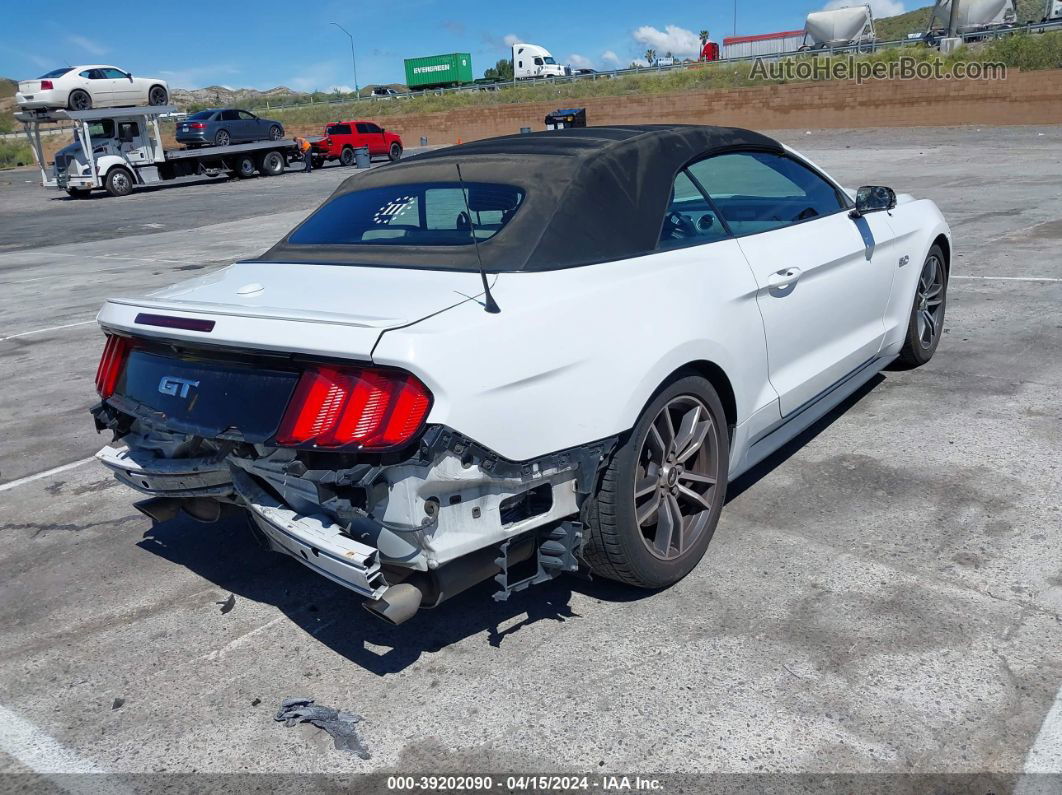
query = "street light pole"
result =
(330, 22, 359, 97)
(733, 0, 737, 35)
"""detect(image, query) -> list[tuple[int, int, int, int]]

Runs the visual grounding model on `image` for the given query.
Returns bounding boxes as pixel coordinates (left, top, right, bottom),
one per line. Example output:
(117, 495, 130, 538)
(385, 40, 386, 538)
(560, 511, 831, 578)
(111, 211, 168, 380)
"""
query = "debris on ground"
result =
(216, 594, 235, 614)
(274, 698, 369, 758)
(251, 698, 261, 707)
(111, 697, 124, 710)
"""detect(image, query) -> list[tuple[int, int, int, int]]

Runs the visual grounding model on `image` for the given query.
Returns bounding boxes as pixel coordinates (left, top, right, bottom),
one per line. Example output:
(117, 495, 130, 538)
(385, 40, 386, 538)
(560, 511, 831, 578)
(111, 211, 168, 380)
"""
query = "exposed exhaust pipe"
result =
(134, 496, 226, 524)
(362, 583, 425, 625)
(134, 497, 184, 524)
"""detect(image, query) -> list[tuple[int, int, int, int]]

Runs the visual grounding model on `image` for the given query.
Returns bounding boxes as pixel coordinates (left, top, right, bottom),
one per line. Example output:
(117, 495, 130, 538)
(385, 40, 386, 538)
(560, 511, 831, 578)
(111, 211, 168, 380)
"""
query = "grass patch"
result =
(0, 140, 34, 169)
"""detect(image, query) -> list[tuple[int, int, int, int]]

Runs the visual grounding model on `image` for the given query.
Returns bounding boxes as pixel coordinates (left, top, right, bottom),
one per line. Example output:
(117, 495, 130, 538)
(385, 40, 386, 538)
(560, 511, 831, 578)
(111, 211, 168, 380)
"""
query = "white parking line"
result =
(0, 703, 110, 779)
(951, 275, 1062, 283)
(0, 320, 95, 342)
(1024, 686, 1062, 773)
(0, 458, 95, 493)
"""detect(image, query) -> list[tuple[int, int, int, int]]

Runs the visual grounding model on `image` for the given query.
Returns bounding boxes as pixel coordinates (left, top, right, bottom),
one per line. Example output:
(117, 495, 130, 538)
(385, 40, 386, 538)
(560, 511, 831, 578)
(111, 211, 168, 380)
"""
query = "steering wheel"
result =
(664, 211, 697, 239)
(456, 211, 471, 232)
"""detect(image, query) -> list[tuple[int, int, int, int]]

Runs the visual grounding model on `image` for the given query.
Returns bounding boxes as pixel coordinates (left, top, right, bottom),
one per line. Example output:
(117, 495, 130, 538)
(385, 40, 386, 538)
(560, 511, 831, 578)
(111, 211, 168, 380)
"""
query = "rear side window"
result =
(188, 110, 216, 120)
(288, 182, 525, 247)
(689, 152, 846, 236)
(40, 68, 73, 78)
(327, 124, 352, 135)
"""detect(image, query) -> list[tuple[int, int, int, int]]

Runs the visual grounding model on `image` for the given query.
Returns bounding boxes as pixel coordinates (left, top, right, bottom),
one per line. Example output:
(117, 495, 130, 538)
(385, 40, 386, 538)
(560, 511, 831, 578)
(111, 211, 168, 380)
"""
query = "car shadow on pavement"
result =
(137, 513, 649, 675)
(726, 373, 885, 503)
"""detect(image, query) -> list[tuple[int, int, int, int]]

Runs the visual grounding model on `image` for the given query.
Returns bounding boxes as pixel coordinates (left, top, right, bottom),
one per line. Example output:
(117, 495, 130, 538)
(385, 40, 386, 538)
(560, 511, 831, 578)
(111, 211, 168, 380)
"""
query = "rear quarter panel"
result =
(371, 242, 777, 462)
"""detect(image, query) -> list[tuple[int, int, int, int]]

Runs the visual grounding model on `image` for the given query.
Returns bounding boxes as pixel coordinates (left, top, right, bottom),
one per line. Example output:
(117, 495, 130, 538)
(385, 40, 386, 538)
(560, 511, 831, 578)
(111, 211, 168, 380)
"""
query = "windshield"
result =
(39, 68, 73, 79)
(187, 110, 217, 120)
(543, 57, 557, 64)
(82, 120, 116, 142)
(288, 182, 525, 247)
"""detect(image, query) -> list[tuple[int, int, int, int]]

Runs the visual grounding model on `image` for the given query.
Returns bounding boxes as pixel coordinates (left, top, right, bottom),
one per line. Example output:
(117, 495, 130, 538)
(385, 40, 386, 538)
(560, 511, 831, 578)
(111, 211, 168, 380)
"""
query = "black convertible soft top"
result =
(260, 124, 784, 272)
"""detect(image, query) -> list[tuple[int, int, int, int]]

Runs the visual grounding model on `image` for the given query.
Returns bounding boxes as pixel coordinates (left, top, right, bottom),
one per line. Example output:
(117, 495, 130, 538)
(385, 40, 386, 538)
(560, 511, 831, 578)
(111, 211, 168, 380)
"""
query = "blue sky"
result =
(0, 0, 908, 90)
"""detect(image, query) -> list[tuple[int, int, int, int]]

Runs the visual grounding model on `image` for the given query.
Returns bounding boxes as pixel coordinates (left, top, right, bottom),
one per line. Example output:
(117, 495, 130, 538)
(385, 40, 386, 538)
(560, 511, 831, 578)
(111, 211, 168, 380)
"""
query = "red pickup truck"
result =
(310, 120, 403, 167)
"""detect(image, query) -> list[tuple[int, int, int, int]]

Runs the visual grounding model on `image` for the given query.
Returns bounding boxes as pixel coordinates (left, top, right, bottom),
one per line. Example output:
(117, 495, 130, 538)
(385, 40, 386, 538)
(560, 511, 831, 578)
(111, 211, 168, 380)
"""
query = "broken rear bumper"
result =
(96, 444, 232, 497)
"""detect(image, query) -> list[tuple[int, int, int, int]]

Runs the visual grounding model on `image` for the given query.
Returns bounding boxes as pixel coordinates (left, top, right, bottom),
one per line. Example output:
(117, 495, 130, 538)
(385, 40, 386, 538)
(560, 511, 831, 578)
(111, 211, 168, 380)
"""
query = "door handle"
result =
(767, 267, 802, 290)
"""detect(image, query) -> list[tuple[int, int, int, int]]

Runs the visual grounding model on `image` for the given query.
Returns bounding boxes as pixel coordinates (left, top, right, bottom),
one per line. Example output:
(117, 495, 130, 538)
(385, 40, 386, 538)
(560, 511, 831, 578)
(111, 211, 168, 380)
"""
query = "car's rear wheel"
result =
(258, 150, 285, 176)
(895, 244, 948, 368)
(214, 129, 230, 147)
(583, 375, 729, 588)
(312, 155, 326, 169)
(148, 85, 168, 105)
(68, 90, 92, 111)
(269, 125, 283, 140)
(104, 167, 134, 197)
(232, 154, 257, 178)
(340, 146, 356, 166)
(389, 142, 403, 162)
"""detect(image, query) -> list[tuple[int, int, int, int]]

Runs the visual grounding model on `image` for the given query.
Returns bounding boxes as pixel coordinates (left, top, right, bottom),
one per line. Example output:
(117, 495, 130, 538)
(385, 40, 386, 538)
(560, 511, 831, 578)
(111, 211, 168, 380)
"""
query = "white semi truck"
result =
(15, 104, 304, 198)
(512, 43, 566, 79)
(803, 4, 877, 49)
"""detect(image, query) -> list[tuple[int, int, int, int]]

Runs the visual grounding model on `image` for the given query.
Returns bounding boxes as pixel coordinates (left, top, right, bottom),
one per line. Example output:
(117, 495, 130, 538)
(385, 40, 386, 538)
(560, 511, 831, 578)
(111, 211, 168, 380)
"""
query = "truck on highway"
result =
(512, 43, 566, 79)
(926, 0, 1017, 35)
(15, 104, 303, 198)
(802, 4, 877, 50)
(404, 53, 474, 90)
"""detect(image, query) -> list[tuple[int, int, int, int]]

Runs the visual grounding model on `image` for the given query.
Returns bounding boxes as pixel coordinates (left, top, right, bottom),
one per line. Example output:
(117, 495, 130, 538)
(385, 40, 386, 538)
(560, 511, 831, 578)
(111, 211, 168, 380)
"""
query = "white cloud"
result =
(601, 50, 621, 67)
(503, 34, 522, 47)
(568, 53, 594, 69)
(631, 24, 701, 59)
(824, 0, 906, 16)
(67, 35, 108, 57)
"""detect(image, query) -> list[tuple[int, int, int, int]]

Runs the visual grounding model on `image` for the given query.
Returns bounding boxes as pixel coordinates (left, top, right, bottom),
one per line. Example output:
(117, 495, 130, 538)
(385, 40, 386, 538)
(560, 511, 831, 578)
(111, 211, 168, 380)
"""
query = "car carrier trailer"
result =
(15, 104, 304, 197)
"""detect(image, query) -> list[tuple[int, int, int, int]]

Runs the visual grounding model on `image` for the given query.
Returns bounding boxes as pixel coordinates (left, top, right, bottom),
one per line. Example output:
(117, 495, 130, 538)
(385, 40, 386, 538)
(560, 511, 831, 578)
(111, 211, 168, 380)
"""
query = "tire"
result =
(148, 85, 168, 106)
(68, 90, 92, 111)
(389, 142, 403, 162)
(269, 125, 283, 141)
(583, 374, 730, 589)
(214, 129, 231, 147)
(339, 146, 356, 167)
(258, 150, 285, 176)
(895, 244, 948, 368)
(233, 154, 257, 179)
(66, 187, 91, 199)
(104, 167, 134, 198)
(312, 156, 326, 169)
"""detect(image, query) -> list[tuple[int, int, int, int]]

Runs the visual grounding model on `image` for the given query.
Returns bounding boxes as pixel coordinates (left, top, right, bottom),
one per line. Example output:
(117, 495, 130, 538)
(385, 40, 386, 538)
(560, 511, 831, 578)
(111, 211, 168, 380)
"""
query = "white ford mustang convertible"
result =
(91, 125, 950, 623)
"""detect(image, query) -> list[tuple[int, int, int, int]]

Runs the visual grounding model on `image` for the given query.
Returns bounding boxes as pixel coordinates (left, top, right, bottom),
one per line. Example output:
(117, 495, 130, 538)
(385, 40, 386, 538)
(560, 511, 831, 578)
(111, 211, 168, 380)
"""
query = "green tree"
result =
(699, 30, 710, 46)
(483, 59, 514, 81)
(644, 48, 656, 65)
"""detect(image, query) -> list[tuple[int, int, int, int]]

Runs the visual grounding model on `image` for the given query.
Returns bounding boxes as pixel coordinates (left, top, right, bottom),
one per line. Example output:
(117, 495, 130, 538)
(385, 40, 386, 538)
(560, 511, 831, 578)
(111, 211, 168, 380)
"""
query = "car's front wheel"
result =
(214, 129, 230, 147)
(68, 90, 92, 111)
(148, 85, 168, 106)
(895, 244, 948, 368)
(389, 142, 403, 162)
(104, 167, 134, 197)
(583, 375, 729, 588)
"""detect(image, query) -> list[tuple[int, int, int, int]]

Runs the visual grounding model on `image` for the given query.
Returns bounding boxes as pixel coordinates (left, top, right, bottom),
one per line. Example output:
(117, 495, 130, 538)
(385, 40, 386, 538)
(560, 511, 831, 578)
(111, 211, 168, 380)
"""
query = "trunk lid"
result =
(100, 260, 485, 360)
(19, 80, 42, 93)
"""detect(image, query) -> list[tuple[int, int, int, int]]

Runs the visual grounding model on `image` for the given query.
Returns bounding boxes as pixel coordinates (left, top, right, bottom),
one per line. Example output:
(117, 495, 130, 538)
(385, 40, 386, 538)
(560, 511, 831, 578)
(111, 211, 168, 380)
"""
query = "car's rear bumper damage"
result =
(93, 401, 615, 623)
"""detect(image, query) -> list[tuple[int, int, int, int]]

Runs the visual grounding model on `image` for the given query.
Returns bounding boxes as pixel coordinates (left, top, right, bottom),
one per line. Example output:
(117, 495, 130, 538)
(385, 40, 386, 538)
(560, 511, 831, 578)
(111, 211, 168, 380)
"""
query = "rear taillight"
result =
(188, 122, 206, 129)
(276, 365, 432, 450)
(41, 80, 53, 90)
(95, 334, 133, 398)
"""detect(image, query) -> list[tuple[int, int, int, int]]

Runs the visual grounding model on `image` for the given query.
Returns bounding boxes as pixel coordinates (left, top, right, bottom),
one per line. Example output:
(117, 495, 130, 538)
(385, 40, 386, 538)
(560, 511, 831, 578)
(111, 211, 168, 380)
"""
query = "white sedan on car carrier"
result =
(16, 66, 169, 111)
(89, 125, 951, 624)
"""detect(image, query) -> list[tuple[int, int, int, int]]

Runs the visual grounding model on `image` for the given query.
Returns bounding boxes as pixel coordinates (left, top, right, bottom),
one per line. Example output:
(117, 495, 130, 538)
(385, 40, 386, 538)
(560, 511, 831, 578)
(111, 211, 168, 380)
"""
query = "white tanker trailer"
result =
(802, 4, 876, 50)
(927, 0, 1017, 34)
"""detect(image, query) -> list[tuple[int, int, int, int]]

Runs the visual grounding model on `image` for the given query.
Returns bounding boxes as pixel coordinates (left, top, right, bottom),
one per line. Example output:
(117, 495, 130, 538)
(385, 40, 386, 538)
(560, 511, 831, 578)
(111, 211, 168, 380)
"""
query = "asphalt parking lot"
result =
(0, 127, 1060, 786)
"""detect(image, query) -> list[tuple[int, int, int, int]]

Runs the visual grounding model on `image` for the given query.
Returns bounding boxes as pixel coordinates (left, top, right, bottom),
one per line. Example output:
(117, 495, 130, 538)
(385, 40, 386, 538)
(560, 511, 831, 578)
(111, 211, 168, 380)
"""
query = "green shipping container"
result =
(404, 53, 474, 89)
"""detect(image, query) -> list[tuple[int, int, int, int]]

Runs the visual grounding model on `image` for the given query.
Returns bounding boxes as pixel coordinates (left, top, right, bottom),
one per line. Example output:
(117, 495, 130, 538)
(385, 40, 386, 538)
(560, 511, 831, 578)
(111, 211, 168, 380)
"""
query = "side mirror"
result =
(850, 185, 896, 218)
(127, 72, 134, 81)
